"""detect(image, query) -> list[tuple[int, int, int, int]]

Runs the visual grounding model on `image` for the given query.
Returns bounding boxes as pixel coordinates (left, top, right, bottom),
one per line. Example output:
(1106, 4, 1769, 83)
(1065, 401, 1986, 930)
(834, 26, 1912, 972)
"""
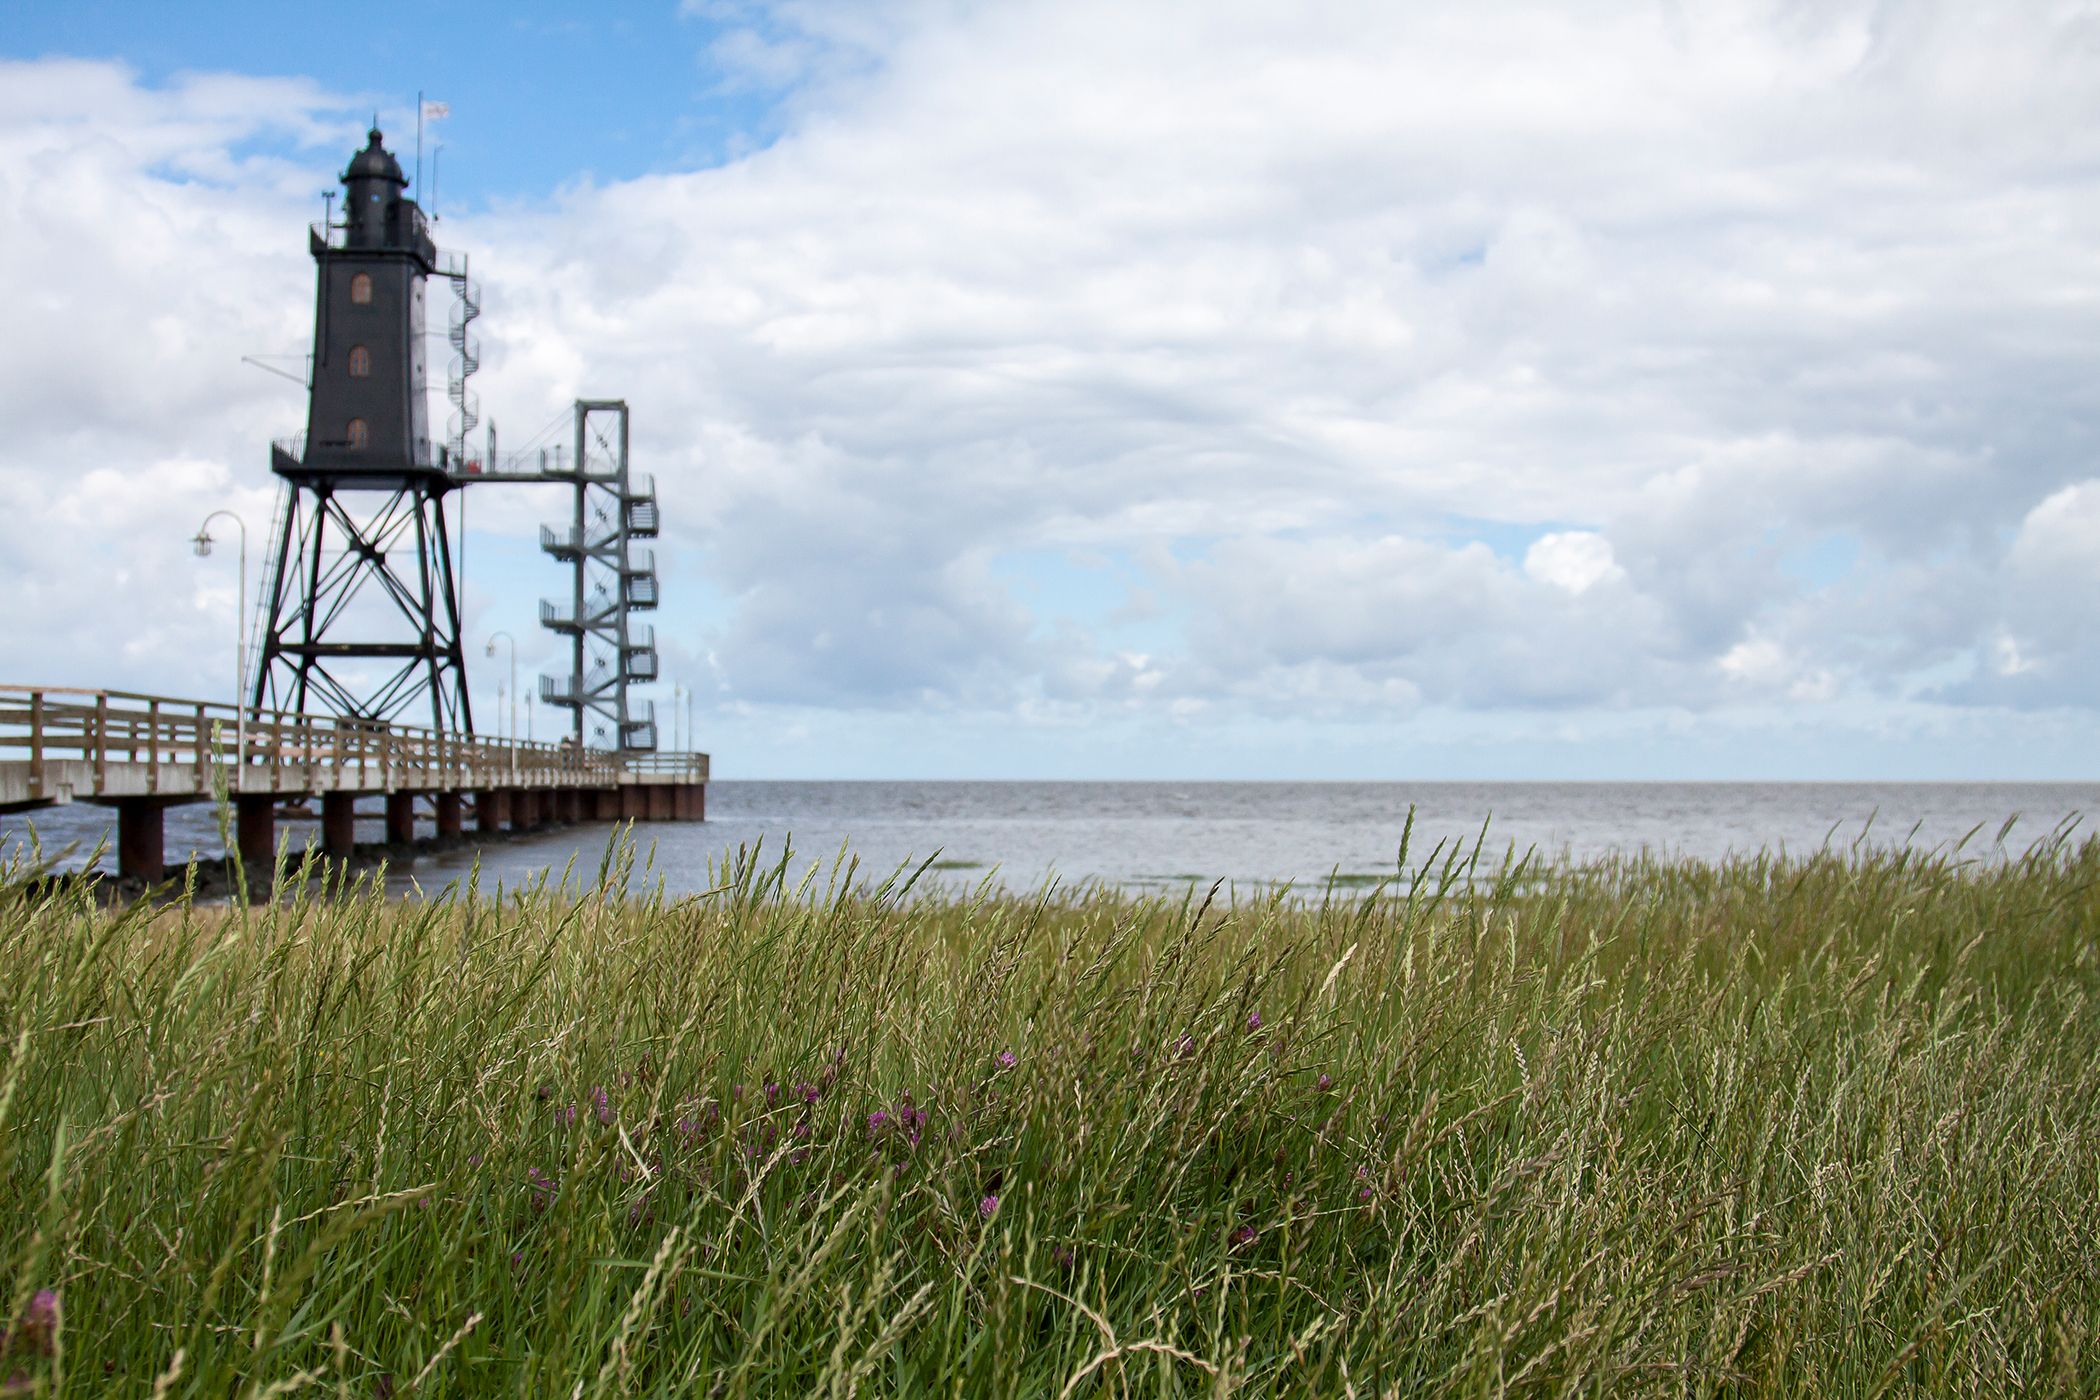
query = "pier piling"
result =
(237, 795, 275, 875)
(321, 793, 357, 858)
(117, 800, 164, 884)
(386, 792, 416, 845)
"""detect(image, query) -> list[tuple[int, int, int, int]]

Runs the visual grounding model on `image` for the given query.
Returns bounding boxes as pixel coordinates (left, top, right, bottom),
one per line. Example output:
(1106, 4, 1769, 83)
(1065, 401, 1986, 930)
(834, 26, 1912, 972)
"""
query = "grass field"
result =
(0, 823, 2095, 1396)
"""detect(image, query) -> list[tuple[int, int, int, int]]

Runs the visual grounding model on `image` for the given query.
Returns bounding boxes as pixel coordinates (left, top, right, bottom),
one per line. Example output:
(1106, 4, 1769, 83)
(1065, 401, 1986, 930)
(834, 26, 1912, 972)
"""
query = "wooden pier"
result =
(0, 686, 707, 882)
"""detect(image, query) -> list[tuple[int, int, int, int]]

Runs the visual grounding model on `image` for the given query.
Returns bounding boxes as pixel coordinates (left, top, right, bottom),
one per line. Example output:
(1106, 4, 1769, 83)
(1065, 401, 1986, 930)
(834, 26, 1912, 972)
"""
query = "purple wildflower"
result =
(591, 1085, 613, 1125)
(797, 1081, 820, 1104)
(527, 1167, 557, 1212)
(1176, 1034, 1196, 1059)
(868, 1109, 888, 1132)
(997, 1051, 1016, 1070)
(5, 1292, 58, 1357)
(1246, 1010, 1262, 1031)
(765, 1081, 780, 1106)
(1229, 1225, 1257, 1249)
(676, 1115, 703, 1141)
(1317, 1073, 1332, 1092)
(556, 1103, 578, 1128)
(467, 1153, 483, 1167)
(979, 1194, 999, 1219)
(1053, 1246, 1076, 1271)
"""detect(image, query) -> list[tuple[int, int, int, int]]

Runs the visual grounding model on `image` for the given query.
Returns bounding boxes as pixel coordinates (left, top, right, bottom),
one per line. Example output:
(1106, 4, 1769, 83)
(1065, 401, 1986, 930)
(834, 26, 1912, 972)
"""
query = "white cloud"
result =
(1992, 634, 2034, 678)
(1718, 637, 1790, 688)
(2007, 481, 2100, 590)
(1946, 479, 2100, 703)
(1523, 532, 1623, 595)
(4, 0, 2100, 774)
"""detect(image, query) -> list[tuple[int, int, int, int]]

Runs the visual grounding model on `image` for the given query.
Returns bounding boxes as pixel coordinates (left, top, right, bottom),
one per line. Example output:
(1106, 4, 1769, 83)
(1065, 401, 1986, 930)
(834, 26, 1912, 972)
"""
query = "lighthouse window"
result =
(348, 345, 371, 378)
(349, 273, 372, 305)
(346, 418, 369, 450)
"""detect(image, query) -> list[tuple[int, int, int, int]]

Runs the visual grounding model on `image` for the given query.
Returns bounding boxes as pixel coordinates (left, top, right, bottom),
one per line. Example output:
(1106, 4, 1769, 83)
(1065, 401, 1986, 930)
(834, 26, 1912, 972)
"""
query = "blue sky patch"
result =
(8, 1, 792, 206)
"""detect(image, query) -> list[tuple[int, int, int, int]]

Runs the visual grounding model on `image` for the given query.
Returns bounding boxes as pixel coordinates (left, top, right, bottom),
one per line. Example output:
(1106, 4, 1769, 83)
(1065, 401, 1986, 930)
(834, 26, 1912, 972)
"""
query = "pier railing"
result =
(619, 750, 712, 778)
(0, 686, 705, 810)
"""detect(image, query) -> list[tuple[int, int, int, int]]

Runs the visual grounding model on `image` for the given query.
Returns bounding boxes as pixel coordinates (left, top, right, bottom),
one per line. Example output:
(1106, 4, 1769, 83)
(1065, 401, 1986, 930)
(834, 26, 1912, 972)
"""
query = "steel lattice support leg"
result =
(254, 479, 475, 733)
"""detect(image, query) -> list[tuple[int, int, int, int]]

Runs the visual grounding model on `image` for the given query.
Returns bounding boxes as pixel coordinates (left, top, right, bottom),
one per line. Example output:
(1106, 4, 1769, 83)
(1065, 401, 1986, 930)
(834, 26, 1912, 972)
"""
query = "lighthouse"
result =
(299, 127, 440, 477)
(252, 125, 473, 732)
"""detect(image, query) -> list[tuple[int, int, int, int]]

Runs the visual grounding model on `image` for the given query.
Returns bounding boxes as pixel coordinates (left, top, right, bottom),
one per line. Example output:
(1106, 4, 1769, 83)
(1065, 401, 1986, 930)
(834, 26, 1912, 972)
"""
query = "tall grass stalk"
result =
(0, 826, 2094, 1395)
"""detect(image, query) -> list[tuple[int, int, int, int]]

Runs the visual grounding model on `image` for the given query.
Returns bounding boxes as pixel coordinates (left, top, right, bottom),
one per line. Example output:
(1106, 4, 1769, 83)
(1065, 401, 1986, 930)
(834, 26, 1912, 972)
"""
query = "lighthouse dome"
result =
(343, 129, 407, 187)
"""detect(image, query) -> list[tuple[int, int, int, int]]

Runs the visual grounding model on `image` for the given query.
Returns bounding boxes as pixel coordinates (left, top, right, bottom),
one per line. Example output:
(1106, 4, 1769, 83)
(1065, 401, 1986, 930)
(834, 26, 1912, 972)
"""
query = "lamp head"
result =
(484, 640, 496, 658)
(192, 529, 214, 558)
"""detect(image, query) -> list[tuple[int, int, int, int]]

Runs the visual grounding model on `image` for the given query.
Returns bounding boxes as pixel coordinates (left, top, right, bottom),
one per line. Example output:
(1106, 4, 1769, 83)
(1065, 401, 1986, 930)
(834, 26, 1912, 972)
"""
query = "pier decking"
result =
(0, 686, 707, 882)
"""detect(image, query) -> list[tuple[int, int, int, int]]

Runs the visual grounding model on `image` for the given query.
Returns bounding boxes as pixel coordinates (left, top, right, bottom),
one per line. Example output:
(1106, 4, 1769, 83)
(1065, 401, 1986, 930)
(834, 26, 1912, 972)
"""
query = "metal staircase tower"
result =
(534, 401, 660, 753)
(446, 257, 480, 466)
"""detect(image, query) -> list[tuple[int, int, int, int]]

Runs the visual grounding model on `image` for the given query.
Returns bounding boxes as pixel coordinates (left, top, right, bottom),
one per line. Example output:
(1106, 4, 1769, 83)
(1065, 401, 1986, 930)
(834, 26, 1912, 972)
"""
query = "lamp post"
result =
(671, 682, 685, 751)
(485, 631, 517, 783)
(191, 511, 249, 782)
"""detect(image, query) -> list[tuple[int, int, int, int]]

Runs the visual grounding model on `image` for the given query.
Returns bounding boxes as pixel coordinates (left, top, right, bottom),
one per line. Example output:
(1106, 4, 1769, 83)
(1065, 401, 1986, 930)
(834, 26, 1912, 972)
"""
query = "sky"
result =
(3, 0, 2099, 779)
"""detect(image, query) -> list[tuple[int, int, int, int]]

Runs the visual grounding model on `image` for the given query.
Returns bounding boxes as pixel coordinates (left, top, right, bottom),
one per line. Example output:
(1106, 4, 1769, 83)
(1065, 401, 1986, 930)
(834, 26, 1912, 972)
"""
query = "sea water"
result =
(5, 780, 2095, 898)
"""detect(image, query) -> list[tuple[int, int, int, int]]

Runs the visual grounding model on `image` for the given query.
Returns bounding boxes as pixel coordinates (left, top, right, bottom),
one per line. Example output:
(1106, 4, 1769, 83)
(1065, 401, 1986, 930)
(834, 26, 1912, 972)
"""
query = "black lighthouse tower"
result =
(253, 127, 473, 732)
